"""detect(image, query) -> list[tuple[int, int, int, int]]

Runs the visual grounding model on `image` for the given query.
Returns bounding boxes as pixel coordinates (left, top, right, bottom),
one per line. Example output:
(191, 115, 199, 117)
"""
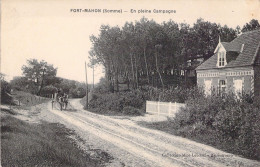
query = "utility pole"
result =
(85, 62, 88, 109)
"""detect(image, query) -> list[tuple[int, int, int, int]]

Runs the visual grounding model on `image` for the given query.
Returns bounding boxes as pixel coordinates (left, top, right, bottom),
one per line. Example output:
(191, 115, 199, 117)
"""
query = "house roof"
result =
(221, 42, 242, 52)
(197, 29, 260, 70)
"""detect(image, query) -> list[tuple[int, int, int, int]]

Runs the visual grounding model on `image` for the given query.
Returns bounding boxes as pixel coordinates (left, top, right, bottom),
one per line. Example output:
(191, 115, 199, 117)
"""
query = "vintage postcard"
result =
(1, 0, 260, 166)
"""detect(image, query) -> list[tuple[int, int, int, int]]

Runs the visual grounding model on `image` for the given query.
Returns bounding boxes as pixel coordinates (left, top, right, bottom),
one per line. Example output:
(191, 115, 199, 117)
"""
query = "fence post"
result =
(169, 102, 172, 116)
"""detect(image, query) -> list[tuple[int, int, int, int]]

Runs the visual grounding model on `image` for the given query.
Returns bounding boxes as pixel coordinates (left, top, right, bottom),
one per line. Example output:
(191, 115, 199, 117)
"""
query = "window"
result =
(204, 80, 212, 96)
(218, 52, 225, 67)
(234, 79, 243, 98)
(216, 51, 227, 67)
(219, 80, 226, 95)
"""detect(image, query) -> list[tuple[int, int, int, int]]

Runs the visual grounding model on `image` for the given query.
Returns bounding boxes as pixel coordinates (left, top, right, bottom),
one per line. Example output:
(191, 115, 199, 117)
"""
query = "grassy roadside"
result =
(1, 112, 112, 167)
(138, 120, 249, 159)
(12, 90, 49, 108)
(138, 120, 219, 147)
(138, 109, 260, 161)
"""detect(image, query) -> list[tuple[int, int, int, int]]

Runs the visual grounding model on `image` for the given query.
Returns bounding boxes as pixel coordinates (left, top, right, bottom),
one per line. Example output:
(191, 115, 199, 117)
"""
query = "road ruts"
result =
(48, 99, 260, 167)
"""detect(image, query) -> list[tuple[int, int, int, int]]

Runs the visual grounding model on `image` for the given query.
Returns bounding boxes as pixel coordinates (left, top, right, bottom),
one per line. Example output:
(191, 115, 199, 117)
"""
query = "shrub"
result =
(1, 79, 13, 104)
(173, 91, 260, 160)
(92, 78, 112, 95)
(88, 88, 146, 115)
(122, 106, 144, 116)
(142, 85, 203, 103)
(70, 87, 86, 98)
(237, 106, 260, 159)
(41, 85, 58, 95)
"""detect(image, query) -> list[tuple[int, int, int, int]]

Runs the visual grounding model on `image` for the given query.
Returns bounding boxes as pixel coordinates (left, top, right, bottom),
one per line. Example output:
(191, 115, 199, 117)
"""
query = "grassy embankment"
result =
(1, 91, 113, 167)
(1, 113, 112, 166)
(11, 90, 49, 108)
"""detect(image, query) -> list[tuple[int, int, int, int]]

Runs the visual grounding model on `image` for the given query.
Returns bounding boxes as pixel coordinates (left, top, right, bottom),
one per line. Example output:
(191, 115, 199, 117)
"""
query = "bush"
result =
(1, 79, 13, 104)
(41, 85, 58, 95)
(92, 78, 112, 95)
(89, 91, 145, 113)
(122, 106, 144, 116)
(212, 103, 260, 159)
(142, 85, 203, 103)
(70, 87, 86, 98)
(173, 91, 260, 160)
(88, 86, 146, 115)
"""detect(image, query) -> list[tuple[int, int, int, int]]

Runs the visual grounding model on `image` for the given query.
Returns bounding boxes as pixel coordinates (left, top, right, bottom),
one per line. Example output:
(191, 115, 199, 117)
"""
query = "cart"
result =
(52, 93, 68, 111)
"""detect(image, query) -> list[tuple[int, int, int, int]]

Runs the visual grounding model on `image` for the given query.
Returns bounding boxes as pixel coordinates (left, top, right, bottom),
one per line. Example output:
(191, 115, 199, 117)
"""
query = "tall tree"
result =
(242, 19, 260, 32)
(135, 17, 154, 84)
(89, 17, 240, 90)
(122, 22, 138, 89)
(21, 59, 57, 95)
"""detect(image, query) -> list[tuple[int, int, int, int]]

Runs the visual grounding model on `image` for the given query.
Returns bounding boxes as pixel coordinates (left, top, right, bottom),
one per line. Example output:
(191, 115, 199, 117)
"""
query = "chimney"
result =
(240, 44, 244, 53)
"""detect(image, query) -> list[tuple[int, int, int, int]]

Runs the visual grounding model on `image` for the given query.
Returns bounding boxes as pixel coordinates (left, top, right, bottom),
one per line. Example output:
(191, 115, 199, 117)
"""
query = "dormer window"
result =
(217, 51, 226, 67)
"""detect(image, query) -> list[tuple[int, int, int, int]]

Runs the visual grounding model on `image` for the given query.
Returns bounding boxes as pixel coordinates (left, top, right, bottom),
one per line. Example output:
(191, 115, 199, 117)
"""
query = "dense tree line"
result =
(89, 18, 260, 91)
(10, 59, 88, 98)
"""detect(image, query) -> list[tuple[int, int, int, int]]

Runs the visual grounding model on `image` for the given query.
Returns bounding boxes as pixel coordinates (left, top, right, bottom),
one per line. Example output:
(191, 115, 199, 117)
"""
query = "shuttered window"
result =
(234, 79, 243, 98)
(204, 79, 212, 96)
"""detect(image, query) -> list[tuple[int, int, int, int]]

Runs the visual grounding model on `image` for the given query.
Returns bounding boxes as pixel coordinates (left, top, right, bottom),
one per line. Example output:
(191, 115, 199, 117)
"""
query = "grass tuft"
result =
(1, 115, 112, 167)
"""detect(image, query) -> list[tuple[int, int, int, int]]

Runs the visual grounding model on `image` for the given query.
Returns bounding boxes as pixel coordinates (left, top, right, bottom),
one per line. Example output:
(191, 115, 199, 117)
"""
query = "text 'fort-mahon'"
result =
(70, 9, 123, 13)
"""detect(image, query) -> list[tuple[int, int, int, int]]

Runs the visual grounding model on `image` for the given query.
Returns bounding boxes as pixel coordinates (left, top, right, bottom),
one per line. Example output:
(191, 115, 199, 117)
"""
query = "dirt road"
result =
(47, 99, 260, 167)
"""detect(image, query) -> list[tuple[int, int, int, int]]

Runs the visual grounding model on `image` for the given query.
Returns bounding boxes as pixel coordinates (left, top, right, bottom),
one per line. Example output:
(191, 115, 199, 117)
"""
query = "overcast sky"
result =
(2, 0, 260, 83)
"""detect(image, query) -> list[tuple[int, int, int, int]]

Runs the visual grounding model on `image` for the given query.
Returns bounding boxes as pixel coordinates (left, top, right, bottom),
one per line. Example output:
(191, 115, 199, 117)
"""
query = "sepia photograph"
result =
(1, 0, 260, 166)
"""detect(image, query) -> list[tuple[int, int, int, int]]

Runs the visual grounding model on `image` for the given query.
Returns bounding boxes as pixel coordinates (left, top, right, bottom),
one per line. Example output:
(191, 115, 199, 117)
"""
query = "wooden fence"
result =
(146, 101, 185, 117)
(9, 92, 50, 107)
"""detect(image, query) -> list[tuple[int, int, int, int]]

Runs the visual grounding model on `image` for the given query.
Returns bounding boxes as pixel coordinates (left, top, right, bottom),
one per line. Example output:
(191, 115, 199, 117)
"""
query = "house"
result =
(196, 30, 260, 97)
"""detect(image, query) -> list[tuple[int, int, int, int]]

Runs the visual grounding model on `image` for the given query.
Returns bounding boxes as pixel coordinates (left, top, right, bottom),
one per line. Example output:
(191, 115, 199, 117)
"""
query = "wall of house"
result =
(253, 49, 260, 96)
(254, 65, 260, 96)
(197, 66, 254, 95)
